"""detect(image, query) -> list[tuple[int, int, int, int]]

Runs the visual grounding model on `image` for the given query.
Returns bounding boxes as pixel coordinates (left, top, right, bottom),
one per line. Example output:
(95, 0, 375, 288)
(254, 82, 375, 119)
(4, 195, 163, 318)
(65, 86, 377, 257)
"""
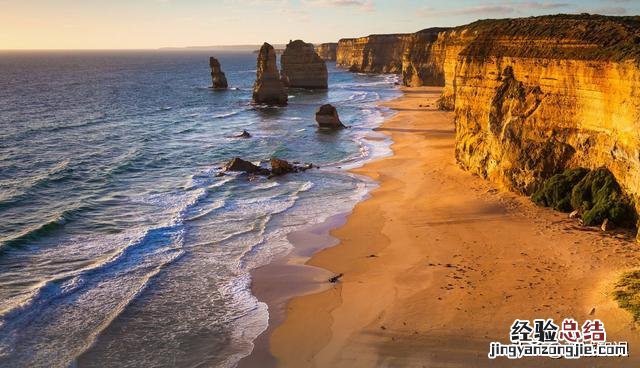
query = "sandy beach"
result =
(264, 87, 640, 367)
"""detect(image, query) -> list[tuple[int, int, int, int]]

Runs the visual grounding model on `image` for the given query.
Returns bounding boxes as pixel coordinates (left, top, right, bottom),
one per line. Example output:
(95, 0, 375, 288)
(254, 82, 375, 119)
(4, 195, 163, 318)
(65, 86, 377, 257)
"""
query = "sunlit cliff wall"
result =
(315, 43, 338, 61)
(336, 34, 413, 73)
(439, 15, 640, 225)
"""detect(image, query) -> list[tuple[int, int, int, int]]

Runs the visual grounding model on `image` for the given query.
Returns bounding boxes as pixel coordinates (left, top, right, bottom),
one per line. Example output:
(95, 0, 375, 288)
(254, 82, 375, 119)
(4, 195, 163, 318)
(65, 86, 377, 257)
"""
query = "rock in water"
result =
(270, 158, 295, 175)
(209, 57, 228, 89)
(315, 104, 345, 129)
(235, 130, 251, 138)
(280, 40, 328, 89)
(224, 158, 269, 175)
(252, 43, 288, 106)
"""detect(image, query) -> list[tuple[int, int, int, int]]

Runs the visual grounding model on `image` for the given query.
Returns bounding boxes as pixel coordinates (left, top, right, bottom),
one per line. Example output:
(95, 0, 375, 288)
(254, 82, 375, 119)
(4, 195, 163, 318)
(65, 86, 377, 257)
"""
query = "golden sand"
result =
(267, 87, 640, 367)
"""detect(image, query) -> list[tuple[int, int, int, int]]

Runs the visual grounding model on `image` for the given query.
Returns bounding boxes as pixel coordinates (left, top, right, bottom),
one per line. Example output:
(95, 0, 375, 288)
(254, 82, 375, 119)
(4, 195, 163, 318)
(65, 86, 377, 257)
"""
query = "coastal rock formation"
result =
(224, 158, 269, 175)
(209, 57, 228, 89)
(336, 34, 413, 73)
(315, 43, 338, 61)
(401, 28, 449, 87)
(315, 104, 345, 129)
(270, 158, 295, 175)
(280, 40, 328, 89)
(436, 14, 640, 231)
(252, 42, 288, 105)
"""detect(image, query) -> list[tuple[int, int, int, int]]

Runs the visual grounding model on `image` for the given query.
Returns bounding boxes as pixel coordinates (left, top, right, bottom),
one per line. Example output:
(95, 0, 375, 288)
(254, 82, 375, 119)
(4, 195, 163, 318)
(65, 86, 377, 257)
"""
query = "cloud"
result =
(419, 5, 515, 17)
(305, 0, 375, 12)
(418, 1, 570, 17)
(579, 6, 628, 15)
(521, 1, 570, 9)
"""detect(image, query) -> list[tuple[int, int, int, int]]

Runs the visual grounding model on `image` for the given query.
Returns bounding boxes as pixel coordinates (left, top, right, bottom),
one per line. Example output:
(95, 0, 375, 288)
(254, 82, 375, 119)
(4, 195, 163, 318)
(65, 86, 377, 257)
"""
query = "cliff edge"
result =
(439, 14, 640, 232)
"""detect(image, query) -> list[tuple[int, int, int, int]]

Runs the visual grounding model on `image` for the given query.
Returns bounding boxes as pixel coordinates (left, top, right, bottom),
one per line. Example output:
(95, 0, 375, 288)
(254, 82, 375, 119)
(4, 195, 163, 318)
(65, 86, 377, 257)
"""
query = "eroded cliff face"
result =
(401, 28, 449, 87)
(442, 15, 640, 225)
(315, 43, 337, 61)
(336, 34, 413, 73)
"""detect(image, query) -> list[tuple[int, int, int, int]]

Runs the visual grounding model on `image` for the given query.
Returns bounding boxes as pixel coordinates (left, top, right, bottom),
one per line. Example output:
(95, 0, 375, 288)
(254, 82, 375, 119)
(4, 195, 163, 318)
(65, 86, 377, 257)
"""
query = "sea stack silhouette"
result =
(280, 40, 328, 89)
(209, 57, 228, 89)
(252, 42, 287, 106)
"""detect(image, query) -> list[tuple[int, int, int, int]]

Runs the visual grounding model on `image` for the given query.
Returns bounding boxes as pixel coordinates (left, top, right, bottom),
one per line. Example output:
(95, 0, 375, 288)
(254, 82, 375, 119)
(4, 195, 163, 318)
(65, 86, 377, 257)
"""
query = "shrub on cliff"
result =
(570, 168, 636, 227)
(531, 168, 589, 212)
(614, 270, 640, 322)
(532, 167, 636, 227)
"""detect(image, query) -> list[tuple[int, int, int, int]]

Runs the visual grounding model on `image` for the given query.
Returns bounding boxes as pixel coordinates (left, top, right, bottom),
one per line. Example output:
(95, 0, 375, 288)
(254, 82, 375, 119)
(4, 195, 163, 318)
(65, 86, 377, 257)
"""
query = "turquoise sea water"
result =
(0, 50, 400, 367)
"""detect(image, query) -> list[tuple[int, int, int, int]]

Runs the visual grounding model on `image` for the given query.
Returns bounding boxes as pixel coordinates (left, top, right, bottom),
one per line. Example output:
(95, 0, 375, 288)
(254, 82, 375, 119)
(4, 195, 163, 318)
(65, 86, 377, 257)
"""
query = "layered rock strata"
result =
(401, 28, 449, 87)
(336, 34, 413, 73)
(252, 42, 288, 105)
(280, 40, 328, 89)
(315, 43, 338, 61)
(437, 15, 640, 231)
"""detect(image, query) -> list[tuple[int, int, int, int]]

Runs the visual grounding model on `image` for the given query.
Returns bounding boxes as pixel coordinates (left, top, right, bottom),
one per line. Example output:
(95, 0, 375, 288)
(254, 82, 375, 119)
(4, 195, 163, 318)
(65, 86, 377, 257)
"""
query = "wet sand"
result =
(265, 87, 640, 367)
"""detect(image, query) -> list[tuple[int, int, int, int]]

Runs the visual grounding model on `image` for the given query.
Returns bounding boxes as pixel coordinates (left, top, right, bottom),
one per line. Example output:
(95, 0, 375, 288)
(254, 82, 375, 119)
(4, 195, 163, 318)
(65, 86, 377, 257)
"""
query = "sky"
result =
(1, 0, 638, 49)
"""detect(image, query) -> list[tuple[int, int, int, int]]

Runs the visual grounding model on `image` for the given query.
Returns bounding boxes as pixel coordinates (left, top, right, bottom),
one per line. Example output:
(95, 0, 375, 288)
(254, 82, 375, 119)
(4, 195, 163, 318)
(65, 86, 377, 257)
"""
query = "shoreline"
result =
(264, 87, 640, 367)
(239, 212, 347, 368)
(239, 99, 394, 367)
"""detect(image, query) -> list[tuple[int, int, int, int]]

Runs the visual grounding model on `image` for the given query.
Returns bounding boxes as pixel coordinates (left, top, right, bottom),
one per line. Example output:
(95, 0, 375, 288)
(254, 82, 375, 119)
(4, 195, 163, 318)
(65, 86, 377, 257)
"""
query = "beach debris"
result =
(315, 104, 345, 129)
(601, 218, 612, 231)
(568, 209, 580, 219)
(224, 157, 270, 175)
(328, 273, 344, 283)
(589, 307, 596, 315)
(253, 42, 288, 106)
(235, 130, 251, 138)
(210, 57, 228, 89)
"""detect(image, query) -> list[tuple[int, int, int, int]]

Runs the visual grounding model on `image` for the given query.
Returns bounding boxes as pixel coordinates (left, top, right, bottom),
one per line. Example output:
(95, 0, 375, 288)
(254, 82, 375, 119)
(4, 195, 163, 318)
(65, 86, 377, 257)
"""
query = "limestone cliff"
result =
(252, 42, 287, 106)
(438, 14, 640, 227)
(401, 28, 449, 87)
(336, 34, 413, 73)
(315, 43, 338, 61)
(281, 40, 328, 89)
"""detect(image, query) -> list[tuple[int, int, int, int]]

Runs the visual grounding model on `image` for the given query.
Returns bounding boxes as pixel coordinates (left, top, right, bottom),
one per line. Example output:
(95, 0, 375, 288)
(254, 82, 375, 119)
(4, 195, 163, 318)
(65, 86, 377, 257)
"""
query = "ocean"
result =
(0, 50, 400, 367)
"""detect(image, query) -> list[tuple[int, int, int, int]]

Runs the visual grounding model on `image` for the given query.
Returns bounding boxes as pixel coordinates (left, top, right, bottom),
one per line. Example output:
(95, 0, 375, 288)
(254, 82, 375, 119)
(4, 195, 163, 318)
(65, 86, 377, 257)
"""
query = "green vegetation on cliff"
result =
(531, 168, 588, 212)
(456, 14, 640, 62)
(532, 167, 637, 227)
(614, 270, 640, 322)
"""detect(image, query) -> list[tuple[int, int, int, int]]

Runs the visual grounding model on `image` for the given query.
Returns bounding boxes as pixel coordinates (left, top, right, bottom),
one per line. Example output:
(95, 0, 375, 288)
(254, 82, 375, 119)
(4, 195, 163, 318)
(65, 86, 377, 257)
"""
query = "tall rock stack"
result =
(209, 57, 228, 89)
(252, 42, 288, 105)
(280, 40, 328, 89)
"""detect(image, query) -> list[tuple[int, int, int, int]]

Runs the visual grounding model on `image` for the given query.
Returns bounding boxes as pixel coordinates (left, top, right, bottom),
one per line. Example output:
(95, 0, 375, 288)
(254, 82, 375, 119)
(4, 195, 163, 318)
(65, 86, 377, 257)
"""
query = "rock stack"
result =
(315, 104, 345, 129)
(209, 57, 228, 89)
(280, 40, 328, 89)
(252, 42, 288, 106)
